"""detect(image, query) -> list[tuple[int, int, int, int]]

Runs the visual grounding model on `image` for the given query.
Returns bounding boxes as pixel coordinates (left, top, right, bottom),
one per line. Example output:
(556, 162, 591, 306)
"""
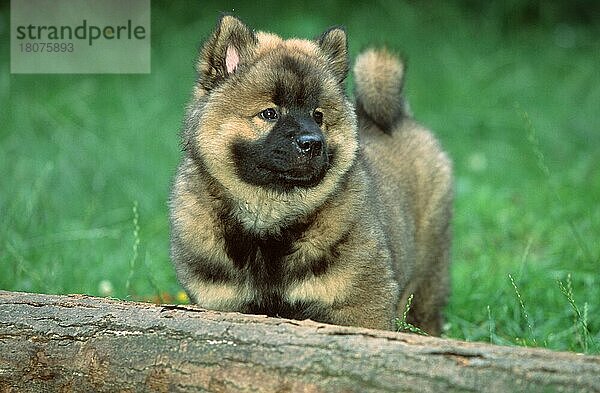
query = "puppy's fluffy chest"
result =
(219, 213, 334, 285)
(196, 216, 343, 321)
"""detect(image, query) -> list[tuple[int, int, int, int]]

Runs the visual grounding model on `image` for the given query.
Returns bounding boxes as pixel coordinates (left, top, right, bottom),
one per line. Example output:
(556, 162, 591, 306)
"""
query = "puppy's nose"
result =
(294, 133, 323, 157)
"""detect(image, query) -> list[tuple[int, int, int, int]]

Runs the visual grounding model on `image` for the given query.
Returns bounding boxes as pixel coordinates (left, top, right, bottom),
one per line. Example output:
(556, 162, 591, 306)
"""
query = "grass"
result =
(1, 1, 599, 353)
(395, 294, 429, 336)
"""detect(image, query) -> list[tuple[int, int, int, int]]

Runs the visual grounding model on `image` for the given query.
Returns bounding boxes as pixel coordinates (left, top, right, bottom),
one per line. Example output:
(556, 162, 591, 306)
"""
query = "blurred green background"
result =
(1, 1, 599, 353)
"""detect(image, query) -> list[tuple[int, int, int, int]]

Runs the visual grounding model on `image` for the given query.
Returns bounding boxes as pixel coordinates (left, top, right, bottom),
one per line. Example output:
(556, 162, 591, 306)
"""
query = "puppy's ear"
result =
(197, 15, 257, 91)
(317, 26, 349, 85)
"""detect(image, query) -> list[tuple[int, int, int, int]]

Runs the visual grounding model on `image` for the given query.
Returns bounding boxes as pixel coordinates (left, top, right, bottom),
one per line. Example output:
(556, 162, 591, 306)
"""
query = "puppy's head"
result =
(185, 15, 358, 233)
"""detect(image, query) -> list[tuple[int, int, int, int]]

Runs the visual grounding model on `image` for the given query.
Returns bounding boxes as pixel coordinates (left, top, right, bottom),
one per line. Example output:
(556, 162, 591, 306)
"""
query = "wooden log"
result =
(0, 290, 598, 392)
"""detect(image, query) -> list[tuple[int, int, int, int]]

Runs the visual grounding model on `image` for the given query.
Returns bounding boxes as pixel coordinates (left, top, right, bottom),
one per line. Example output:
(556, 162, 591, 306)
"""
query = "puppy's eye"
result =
(313, 110, 324, 126)
(259, 108, 279, 121)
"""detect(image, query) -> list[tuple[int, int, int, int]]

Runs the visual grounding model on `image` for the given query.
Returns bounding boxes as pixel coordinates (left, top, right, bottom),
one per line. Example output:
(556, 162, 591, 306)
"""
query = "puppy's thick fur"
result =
(169, 16, 452, 333)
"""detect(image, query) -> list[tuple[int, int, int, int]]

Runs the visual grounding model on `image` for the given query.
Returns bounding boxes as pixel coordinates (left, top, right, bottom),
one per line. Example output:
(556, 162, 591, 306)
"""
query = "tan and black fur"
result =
(169, 15, 452, 333)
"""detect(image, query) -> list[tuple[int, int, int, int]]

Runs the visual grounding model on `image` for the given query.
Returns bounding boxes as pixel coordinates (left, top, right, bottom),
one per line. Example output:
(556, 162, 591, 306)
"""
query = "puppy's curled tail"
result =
(353, 48, 410, 132)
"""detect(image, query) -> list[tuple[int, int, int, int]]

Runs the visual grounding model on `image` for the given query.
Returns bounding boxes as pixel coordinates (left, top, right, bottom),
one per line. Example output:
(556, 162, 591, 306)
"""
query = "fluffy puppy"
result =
(169, 15, 452, 333)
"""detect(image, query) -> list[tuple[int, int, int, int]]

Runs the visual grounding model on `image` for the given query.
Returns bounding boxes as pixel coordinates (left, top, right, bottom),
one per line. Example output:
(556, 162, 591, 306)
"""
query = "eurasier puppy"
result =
(169, 15, 452, 333)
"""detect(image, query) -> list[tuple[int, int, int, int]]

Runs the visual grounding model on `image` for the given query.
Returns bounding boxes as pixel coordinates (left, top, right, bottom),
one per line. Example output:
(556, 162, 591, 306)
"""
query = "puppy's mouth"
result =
(259, 164, 328, 188)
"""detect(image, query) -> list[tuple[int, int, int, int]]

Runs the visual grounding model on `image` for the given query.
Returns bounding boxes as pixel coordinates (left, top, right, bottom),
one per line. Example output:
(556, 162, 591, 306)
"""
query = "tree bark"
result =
(0, 291, 598, 392)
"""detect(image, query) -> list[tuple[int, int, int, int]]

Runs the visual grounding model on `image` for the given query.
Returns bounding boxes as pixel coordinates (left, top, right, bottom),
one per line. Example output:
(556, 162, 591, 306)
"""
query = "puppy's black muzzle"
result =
(232, 111, 330, 191)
